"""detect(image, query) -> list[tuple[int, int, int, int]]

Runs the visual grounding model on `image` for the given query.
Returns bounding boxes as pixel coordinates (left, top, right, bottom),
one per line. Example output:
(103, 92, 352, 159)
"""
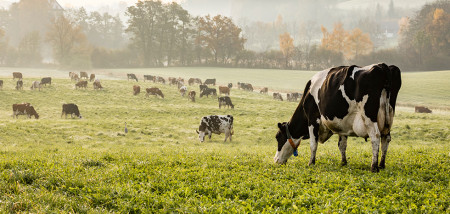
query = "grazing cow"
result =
(199, 84, 208, 93)
(127, 73, 138, 82)
(177, 78, 184, 85)
(204, 78, 216, 86)
(30, 81, 41, 91)
(168, 77, 177, 85)
(200, 88, 217, 98)
(93, 80, 103, 90)
(133, 85, 140, 95)
(13, 72, 22, 80)
(228, 83, 233, 88)
(16, 79, 23, 90)
(179, 86, 187, 97)
(273, 93, 283, 101)
(188, 90, 196, 102)
(274, 63, 402, 172)
(144, 75, 155, 82)
(12, 103, 39, 119)
(286, 93, 300, 102)
(240, 83, 253, 91)
(40, 77, 51, 86)
(188, 78, 202, 85)
(70, 72, 79, 81)
(260, 87, 268, 94)
(155, 76, 165, 84)
(75, 80, 88, 89)
(80, 71, 88, 79)
(90, 74, 95, 82)
(415, 106, 432, 113)
(146, 87, 164, 98)
(196, 115, 234, 142)
(62, 103, 82, 118)
(218, 96, 234, 109)
(0, 80, 3, 89)
(219, 86, 230, 95)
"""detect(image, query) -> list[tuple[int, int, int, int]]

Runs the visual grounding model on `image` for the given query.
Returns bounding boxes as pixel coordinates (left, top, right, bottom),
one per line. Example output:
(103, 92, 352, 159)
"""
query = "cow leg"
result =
(338, 136, 348, 166)
(379, 134, 391, 169)
(308, 125, 319, 166)
(224, 131, 229, 142)
(368, 123, 381, 172)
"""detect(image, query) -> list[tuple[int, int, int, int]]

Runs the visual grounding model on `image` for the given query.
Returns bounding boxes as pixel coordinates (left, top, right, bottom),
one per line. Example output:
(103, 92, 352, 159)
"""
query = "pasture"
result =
(0, 67, 449, 213)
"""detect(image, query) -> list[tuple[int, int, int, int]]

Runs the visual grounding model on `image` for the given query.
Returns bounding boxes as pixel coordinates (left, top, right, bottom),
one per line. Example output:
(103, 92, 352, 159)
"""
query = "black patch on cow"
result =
(317, 66, 350, 120)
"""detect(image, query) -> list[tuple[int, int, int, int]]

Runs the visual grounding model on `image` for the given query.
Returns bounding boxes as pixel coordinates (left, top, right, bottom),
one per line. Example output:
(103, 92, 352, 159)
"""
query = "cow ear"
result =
(277, 123, 283, 129)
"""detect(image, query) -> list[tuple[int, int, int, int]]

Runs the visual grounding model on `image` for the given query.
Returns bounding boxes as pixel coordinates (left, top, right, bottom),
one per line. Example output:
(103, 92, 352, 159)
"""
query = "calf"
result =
(218, 96, 234, 109)
(144, 75, 155, 82)
(219, 86, 230, 95)
(0, 80, 3, 89)
(40, 77, 51, 86)
(188, 78, 202, 85)
(273, 93, 283, 101)
(146, 87, 164, 98)
(13, 72, 22, 80)
(204, 78, 216, 86)
(62, 103, 82, 118)
(93, 80, 103, 90)
(90, 74, 95, 82)
(188, 90, 196, 102)
(127, 73, 138, 82)
(75, 80, 88, 89)
(260, 87, 268, 94)
(12, 103, 39, 119)
(30, 81, 41, 91)
(196, 115, 234, 142)
(16, 80, 23, 90)
(179, 86, 187, 97)
(80, 71, 88, 79)
(133, 85, 141, 95)
(415, 106, 432, 113)
(200, 88, 217, 98)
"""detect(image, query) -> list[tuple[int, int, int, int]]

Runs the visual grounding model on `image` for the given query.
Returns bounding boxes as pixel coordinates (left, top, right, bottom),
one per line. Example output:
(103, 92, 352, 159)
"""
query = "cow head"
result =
(197, 118, 209, 142)
(274, 122, 301, 164)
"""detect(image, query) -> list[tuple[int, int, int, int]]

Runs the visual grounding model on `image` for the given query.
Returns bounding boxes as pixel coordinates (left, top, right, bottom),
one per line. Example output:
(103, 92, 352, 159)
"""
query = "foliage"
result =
(279, 32, 294, 68)
(17, 31, 42, 66)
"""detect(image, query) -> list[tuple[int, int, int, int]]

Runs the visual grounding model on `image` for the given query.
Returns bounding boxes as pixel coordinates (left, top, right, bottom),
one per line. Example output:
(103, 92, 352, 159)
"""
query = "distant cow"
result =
(75, 80, 88, 89)
(218, 96, 234, 109)
(273, 93, 283, 101)
(242, 83, 253, 91)
(188, 78, 202, 85)
(228, 83, 233, 88)
(415, 106, 432, 113)
(146, 87, 164, 98)
(90, 74, 95, 82)
(62, 103, 82, 118)
(179, 86, 187, 97)
(16, 80, 23, 90)
(199, 84, 208, 93)
(0, 80, 3, 89)
(70, 72, 79, 81)
(155, 76, 165, 84)
(30, 81, 41, 91)
(13, 72, 22, 80)
(200, 88, 217, 98)
(260, 87, 268, 94)
(127, 73, 138, 82)
(80, 71, 88, 79)
(144, 75, 155, 82)
(133, 85, 140, 95)
(40, 77, 51, 86)
(168, 77, 178, 85)
(196, 115, 234, 142)
(204, 78, 216, 86)
(12, 103, 39, 119)
(93, 80, 103, 90)
(286, 93, 300, 102)
(219, 86, 230, 95)
(188, 90, 196, 102)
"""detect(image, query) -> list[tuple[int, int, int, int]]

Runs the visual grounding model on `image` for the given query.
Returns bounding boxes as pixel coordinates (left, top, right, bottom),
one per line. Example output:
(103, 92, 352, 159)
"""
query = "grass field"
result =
(0, 67, 449, 213)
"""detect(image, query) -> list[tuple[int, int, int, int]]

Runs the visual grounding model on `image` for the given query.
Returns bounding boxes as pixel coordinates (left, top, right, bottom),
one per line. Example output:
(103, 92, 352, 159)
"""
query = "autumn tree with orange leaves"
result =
(279, 32, 294, 68)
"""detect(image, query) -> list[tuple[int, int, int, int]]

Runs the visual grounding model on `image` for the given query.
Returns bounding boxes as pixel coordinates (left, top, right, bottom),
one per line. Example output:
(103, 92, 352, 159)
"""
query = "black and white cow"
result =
(200, 88, 217, 98)
(274, 63, 402, 172)
(61, 103, 82, 119)
(218, 96, 234, 109)
(196, 115, 234, 142)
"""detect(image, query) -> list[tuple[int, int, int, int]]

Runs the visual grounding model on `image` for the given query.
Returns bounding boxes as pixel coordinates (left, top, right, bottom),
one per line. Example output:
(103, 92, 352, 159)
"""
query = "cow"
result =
(260, 87, 268, 94)
(199, 84, 208, 93)
(144, 75, 155, 82)
(62, 103, 82, 118)
(75, 80, 88, 89)
(286, 93, 300, 102)
(188, 90, 196, 102)
(133, 85, 140, 95)
(40, 77, 51, 86)
(228, 83, 233, 88)
(13, 72, 22, 80)
(12, 103, 39, 119)
(415, 106, 432, 113)
(200, 88, 217, 98)
(196, 115, 234, 142)
(70, 72, 79, 81)
(16, 80, 23, 90)
(219, 86, 230, 95)
(80, 71, 89, 79)
(204, 78, 216, 86)
(90, 74, 95, 82)
(273, 93, 283, 101)
(179, 86, 187, 97)
(274, 63, 402, 173)
(127, 73, 138, 82)
(155, 76, 165, 84)
(177, 78, 184, 85)
(188, 78, 202, 85)
(218, 96, 234, 109)
(146, 87, 164, 98)
(93, 80, 103, 90)
(168, 77, 177, 85)
(240, 83, 253, 91)
(0, 80, 3, 89)
(30, 81, 41, 91)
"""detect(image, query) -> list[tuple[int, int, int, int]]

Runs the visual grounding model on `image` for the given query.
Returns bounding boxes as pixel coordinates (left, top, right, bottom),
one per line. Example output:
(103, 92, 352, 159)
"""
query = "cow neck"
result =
(287, 102, 308, 140)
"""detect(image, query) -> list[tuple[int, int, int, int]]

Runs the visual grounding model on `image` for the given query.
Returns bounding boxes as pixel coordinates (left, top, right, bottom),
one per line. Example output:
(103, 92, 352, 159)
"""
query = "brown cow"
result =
(260, 87, 268, 94)
(188, 78, 202, 85)
(70, 72, 80, 81)
(13, 72, 22, 80)
(188, 90, 196, 102)
(415, 106, 432, 113)
(273, 92, 283, 101)
(75, 80, 88, 89)
(80, 71, 89, 79)
(12, 103, 39, 119)
(219, 86, 230, 95)
(93, 80, 103, 90)
(146, 87, 164, 98)
(168, 77, 177, 85)
(133, 85, 140, 95)
(90, 74, 95, 82)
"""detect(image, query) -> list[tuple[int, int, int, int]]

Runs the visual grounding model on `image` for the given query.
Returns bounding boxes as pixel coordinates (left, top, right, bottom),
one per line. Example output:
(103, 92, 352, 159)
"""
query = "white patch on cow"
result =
(350, 64, 377, 80)
(274, 138, 301, 164)
(310, 68, 332, 105)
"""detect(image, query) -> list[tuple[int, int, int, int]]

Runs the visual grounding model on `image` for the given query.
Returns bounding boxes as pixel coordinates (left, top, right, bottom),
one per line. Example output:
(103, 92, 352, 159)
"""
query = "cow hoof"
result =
(371, 165, 379, 173)
(341, 161, 347, 166)
(379, 163, 385, 169)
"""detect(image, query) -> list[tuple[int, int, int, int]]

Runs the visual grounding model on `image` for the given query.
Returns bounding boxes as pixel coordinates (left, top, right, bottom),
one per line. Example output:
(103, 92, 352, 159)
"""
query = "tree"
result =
(279, 32, 294, 68)
(388, 0, 396, 19)
(346, 28, 373, 59)
(17, 31, 42, 65)
(321, 22, 348, 56)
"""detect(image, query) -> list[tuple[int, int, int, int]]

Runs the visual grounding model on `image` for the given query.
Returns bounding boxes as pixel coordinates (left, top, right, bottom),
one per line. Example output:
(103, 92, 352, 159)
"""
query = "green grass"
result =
(0, 68, 449, 213)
